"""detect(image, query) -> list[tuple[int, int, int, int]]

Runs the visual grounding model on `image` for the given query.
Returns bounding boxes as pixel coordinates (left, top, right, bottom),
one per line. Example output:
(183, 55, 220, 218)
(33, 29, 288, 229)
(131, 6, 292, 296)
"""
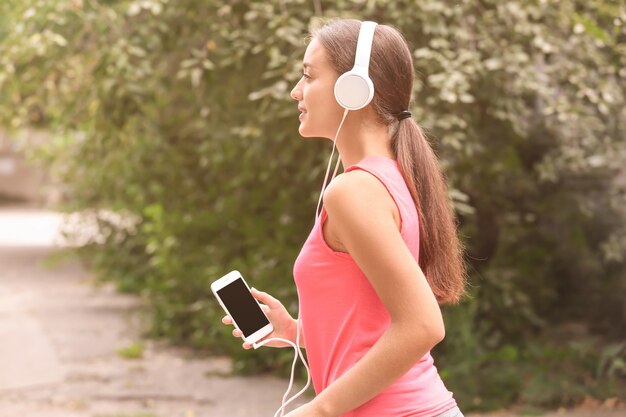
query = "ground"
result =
(0, 204, 623, 417)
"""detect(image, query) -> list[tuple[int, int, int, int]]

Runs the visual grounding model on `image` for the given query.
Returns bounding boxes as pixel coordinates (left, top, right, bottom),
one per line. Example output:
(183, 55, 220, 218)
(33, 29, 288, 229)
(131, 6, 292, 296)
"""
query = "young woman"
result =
(222, 18, 466, 417)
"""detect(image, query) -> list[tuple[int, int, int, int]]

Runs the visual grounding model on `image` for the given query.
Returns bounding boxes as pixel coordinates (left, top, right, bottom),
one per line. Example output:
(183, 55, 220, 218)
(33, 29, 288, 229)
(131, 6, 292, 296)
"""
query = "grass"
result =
(116, 342, 144, 359)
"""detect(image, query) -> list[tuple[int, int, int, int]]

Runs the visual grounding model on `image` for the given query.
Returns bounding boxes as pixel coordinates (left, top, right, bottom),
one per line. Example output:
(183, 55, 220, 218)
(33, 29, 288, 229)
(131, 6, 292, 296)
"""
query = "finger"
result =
(250, 287, 280, 307)
(232, 328, 242, 337)
(259, 304, 270, 313)
(222, 315, 232, 324)
(242, 342, 251, 350)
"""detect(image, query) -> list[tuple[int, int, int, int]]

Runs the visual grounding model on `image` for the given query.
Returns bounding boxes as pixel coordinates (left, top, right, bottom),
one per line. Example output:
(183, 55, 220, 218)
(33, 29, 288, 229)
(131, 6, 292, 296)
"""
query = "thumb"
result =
(251, 287, 280, 307)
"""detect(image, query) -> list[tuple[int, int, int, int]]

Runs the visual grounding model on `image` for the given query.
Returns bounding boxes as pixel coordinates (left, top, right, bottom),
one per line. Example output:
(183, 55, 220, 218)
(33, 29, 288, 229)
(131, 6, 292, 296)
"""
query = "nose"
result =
(290, 78, 303, 101)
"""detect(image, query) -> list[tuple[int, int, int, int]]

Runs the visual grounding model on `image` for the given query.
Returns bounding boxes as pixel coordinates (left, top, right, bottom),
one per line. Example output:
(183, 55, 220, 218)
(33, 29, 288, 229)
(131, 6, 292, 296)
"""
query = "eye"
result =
(302, 73, 311, 80)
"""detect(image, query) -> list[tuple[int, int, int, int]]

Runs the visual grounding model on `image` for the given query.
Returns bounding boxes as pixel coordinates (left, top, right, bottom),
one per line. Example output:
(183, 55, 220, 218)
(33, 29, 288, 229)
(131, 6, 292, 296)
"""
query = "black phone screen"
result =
(217, 278, 270, 337)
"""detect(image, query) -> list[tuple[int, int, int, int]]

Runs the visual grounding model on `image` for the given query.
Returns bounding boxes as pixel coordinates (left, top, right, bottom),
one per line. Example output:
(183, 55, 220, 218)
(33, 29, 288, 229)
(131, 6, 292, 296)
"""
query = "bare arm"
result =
(309, 171, 445, 417)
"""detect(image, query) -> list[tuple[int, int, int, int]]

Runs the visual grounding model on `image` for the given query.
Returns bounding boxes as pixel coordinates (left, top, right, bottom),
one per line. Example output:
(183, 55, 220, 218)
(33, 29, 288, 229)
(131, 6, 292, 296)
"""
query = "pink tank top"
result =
(293, 155, 456, 417)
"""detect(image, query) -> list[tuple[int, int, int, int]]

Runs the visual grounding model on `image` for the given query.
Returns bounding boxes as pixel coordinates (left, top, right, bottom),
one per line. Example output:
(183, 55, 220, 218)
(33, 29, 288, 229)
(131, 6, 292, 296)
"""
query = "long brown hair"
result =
(312, 19, 466, 304)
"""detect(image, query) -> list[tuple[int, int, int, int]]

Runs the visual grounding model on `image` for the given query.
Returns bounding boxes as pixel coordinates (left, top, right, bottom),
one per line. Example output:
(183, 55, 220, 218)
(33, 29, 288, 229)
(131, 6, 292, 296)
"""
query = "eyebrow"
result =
(303, 62, 315, 69)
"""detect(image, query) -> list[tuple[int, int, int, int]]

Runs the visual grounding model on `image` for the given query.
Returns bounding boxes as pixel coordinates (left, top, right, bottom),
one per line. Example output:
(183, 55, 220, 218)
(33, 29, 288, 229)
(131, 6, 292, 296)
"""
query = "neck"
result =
(332, 111, 395, 169)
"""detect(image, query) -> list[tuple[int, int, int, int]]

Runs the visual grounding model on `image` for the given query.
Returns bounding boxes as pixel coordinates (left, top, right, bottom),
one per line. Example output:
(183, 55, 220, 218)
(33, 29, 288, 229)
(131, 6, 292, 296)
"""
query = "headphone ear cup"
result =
(334, 71, 374, 111)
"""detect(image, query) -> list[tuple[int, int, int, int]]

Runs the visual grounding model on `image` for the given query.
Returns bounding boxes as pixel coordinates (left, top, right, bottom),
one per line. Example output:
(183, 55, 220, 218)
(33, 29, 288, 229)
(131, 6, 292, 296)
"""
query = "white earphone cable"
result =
(315, 108, 350, 222)
(251, 108, 351, 416)
(252, 318, 309, 417)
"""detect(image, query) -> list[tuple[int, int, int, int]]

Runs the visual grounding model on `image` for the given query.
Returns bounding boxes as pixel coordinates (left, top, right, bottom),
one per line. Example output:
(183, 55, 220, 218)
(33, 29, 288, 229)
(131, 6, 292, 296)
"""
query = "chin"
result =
(298, 124, 315, 138)
(299, 124, 330, 140)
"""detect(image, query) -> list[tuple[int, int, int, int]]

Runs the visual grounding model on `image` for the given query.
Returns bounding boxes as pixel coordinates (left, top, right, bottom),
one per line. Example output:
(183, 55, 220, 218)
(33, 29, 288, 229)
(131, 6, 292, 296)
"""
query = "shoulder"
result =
(323, 169, 395, 219)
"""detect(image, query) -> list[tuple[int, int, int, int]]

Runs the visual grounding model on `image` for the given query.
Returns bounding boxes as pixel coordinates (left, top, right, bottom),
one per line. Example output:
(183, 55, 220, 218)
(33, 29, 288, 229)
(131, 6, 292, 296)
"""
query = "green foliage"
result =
(116, 342, 145, 359)
(437, 302, 625, 410)
(1, 0, 625, 411)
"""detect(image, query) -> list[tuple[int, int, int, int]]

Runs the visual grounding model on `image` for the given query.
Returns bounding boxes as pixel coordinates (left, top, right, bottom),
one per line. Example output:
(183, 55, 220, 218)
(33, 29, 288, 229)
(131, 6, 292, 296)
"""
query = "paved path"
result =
(0, 204, 623, 417)
(0, 204, 312, 417)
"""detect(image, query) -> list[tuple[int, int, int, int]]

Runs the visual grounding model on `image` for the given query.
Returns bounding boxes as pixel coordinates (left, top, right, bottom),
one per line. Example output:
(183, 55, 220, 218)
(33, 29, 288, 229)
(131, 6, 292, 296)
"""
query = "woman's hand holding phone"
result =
(221, 287, 299, 350)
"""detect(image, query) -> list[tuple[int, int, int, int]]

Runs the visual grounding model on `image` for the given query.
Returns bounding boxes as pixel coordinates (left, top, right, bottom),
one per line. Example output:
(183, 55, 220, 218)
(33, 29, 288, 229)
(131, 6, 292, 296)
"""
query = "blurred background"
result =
(0, 0, 624, 416)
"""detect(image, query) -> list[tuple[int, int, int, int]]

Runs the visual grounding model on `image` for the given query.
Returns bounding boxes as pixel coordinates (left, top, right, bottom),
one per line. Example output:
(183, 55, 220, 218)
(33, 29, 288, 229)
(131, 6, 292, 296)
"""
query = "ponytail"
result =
(392, 118, 467, 304)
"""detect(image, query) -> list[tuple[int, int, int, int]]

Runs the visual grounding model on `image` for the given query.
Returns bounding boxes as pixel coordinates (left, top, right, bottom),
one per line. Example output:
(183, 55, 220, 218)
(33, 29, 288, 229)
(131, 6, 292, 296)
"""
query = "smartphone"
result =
(211, 270, 273, 345)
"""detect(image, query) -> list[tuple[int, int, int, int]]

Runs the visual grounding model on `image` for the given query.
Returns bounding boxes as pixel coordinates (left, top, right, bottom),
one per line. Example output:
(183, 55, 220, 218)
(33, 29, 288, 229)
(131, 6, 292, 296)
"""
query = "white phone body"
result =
(211, 270, 273, 345)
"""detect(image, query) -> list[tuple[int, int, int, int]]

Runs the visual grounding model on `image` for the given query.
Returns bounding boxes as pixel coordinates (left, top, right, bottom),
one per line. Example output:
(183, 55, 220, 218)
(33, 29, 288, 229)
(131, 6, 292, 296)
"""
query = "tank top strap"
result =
(344, 156, 408, 218)
(344, 155, 399, 186)
(318, 156, 397, 225)
(343, 155, 420, 259)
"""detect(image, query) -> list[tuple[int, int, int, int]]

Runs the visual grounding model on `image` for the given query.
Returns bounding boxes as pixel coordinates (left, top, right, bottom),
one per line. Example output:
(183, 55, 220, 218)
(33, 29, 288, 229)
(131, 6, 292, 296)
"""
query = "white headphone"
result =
(333, 21, 378, 110)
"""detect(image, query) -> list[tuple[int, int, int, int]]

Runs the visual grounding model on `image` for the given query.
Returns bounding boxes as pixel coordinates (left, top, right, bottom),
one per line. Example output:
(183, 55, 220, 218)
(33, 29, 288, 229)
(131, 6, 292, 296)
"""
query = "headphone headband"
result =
(353, 21, 377, 71)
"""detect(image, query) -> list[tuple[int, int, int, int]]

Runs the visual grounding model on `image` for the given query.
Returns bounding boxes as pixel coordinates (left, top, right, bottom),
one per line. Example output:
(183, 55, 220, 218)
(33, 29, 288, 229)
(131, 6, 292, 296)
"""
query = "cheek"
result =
(306, 82, 340, 117)
(300, 79, 344, 137)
